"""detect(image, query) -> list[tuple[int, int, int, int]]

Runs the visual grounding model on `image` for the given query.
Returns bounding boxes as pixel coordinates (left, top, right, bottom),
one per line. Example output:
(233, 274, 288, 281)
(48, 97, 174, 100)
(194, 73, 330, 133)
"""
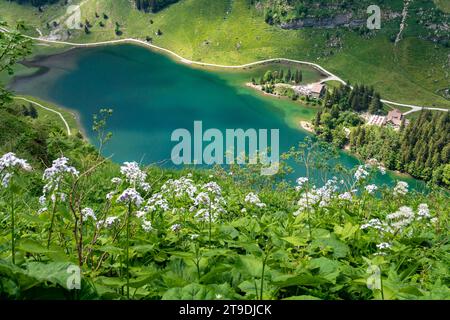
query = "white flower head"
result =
(296, 177, 309, 190)
(81, 207, 96, 221)
(417, 203, 430, 219)
(120, 162, 147, 189)
(117, 188, 144, 207)
(355, 165, 369, 181)
(338, 192, 352, 201)
(365, 184, 378, 194)
(146, 193, 170, 212)
(393, 181, 408, 196)
(376, 242, 392, 250)
(142, 219, 153, 232)
(0, 152, 32, 172)
(0, 153, 32, 188)
(97, 216, 119, 229)
(111, 177, 122, 184)
(244, 192, 266, 208)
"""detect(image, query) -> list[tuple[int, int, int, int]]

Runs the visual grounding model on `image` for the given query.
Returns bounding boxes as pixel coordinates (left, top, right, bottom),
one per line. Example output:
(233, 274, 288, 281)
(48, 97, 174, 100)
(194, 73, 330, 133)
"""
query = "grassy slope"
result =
(17, 95, 80, 135)
(0, 0, 449, 110)
(434, 0, 450, 13)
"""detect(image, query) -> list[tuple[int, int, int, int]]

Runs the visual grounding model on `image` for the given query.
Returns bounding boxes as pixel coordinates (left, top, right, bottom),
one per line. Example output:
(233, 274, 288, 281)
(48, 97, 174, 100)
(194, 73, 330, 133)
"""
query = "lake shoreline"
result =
(7, 43, 425, 189)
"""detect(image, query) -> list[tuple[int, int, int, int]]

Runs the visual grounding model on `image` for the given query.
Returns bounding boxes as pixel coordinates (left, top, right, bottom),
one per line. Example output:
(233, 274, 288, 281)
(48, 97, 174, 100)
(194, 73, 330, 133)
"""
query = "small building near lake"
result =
(293, 82, 326, 99)
(386, 109, 409, 128)
(366, 109, 409, 130)
(310, 83, 326, 98)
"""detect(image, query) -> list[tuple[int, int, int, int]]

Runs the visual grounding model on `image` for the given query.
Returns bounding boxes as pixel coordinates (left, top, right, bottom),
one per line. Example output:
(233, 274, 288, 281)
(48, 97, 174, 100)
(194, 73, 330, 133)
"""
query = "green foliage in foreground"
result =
(0, 134, 449, 300)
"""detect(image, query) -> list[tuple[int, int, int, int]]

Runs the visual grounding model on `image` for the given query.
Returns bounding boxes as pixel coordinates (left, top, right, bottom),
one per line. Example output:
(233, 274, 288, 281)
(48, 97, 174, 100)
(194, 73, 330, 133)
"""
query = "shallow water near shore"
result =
(9, 44, 425, 189)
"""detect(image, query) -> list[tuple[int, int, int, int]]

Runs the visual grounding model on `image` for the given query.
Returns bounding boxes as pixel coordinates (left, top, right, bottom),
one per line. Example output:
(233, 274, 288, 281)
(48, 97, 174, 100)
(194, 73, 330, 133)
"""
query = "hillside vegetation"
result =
(0, 17, 449, 301)
(0, 0, 449, 109)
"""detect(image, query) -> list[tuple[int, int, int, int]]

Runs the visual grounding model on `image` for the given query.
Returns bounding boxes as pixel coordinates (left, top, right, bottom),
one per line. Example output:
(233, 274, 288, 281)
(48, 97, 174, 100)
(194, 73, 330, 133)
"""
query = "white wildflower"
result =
(376, 242, 392, 250)
(202, 181, 222, 197)
(0, 153, 32, 188)
(338, 192, 352, 201)
(194, 192, 211, 206)
(393, 181, 408, 196)
(417, 203, 430, 219)
(39, 195, 47, 206)
(141, 182, 151, 192)
(117, 188, 143, 207)
(142, 219, 153, 232)
(111, 177, 122, 184)
(296, 177, 309, 190)
(146, 193, 170, 212)
(98, 216, 119, 229)
(37, 207, 48, 215)
(0, 152, 32, 172)
(354, 165, 369, 181)
(171, 224, 182, 233)
(120, 162, 147, 188)
(81, 207, 96, 221)
(244, 192, 266, 208)
(365, 184, 378, 194)
(161, 177, 197, 199)
(136, 210, 146, 218)
(387, 206, 414, 232)
(1, 172, 12, 188)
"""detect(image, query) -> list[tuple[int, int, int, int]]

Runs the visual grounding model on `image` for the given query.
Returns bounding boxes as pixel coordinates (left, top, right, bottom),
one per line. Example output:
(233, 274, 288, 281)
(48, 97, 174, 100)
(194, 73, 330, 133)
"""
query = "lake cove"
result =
(9, 44, 424, 189)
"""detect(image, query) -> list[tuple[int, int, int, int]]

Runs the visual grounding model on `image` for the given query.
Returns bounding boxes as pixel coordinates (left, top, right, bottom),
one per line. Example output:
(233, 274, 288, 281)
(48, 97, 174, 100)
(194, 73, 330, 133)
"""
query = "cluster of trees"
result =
(134, 0, 179, 13)
(21, 104, 38, 119)
(253, 68, 303, 86)
(350, 111, 450, 186)
(323, 83, 383, 114)
(313, 83, 383, 147)
(313, 108, 363, 148)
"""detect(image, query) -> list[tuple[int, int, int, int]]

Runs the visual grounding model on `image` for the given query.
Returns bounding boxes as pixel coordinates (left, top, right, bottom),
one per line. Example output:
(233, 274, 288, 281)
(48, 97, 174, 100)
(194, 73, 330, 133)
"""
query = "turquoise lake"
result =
(9, 44, 423, 188)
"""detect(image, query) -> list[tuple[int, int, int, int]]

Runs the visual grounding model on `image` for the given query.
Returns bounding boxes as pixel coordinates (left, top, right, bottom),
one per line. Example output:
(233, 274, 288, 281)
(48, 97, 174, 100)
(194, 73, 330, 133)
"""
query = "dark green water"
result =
(9, 44, 423, 188)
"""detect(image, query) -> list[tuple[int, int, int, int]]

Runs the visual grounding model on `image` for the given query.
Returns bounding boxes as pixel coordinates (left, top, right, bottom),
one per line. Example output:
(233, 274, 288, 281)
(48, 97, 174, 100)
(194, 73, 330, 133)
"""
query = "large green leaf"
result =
(311, 234, 349, 258)
(308, 257, 341, 284)
(17, 239, 52, 254)
(272, 273, 330, 288)
(283, 295, 322, 300)
(162, 283, 235, 300)
(282, 236, 308, 247)
(25, 262, 74, 289)
(237, 255, 263, 278)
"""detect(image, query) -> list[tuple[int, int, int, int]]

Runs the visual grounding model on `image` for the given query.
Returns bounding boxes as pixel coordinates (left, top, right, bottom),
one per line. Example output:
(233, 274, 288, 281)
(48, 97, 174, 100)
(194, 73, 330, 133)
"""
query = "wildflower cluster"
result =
(360, 203, 436, 255)
(393, 181, 409, 196)
(191, 182, 226, 222)
(119, 162, 150, 191)
(244, 192, 266, 208)
(295, 178, 339, 214)
(0, 153, 32, 188)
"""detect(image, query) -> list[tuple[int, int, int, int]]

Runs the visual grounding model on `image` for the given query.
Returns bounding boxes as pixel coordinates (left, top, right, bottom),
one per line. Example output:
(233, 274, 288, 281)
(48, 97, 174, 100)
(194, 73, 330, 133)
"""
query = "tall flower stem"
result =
(10, 190, 15, 264)
(47, 199, 57, 249)
(260, 253, 268, 300)
(208, 201, 212, 248)
(126, 201, 131, 299)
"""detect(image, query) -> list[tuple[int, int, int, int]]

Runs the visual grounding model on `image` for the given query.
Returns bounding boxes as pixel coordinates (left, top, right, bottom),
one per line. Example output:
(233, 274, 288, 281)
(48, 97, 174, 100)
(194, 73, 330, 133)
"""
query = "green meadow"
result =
(0, 0, 449, 110)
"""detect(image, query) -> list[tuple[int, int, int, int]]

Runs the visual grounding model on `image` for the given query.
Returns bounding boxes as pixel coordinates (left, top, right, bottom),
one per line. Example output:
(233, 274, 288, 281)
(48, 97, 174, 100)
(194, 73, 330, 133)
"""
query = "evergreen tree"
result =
(285, 68, 292, 83)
